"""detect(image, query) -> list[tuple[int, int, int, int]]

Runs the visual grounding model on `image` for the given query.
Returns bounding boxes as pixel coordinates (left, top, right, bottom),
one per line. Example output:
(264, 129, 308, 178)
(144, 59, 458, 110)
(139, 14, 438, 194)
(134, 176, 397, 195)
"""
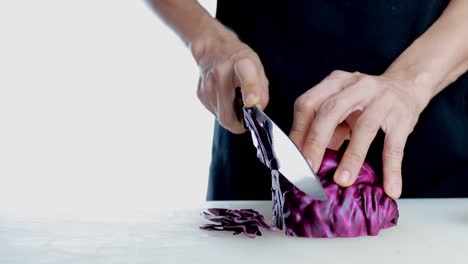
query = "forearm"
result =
(384, 0, 468, 109)
(146, 0, 238, 60)
(145, 0, 215, 46)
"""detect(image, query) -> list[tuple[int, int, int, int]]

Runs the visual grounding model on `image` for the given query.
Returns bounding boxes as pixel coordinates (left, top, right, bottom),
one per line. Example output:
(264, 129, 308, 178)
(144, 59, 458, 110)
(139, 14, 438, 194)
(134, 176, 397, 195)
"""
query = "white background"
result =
(0, 0, 217, 218)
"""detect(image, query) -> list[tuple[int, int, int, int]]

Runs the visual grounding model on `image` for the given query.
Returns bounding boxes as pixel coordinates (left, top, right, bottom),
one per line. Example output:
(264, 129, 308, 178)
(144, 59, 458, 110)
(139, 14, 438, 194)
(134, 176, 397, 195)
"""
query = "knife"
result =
(234, 89, 328, 201)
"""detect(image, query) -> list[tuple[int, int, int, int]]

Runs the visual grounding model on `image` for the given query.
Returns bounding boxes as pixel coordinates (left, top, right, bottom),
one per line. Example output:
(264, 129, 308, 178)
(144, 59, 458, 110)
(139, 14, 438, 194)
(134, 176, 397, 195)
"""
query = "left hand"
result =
(290, 70, 430, 199)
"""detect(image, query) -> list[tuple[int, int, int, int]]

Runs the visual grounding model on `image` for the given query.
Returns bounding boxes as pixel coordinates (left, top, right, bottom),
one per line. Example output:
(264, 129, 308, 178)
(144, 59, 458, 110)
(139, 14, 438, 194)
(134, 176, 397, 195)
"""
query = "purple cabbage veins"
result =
(200, 149, 399, 238)
(272, 149, 399, 238)
(200, 208, 276, 238)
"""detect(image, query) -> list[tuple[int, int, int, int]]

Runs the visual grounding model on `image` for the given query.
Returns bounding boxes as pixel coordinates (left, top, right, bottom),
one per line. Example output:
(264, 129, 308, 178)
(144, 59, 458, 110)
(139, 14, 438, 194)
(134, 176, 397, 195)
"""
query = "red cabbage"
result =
(272, 148, 399, 238)
(200, 149, 399, 238)
(200, 208, 277, 238)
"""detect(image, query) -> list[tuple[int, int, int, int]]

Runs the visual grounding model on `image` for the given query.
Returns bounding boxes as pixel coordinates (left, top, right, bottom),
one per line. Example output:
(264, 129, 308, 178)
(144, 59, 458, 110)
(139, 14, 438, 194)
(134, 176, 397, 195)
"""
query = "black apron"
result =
(207, 0, 468, 200)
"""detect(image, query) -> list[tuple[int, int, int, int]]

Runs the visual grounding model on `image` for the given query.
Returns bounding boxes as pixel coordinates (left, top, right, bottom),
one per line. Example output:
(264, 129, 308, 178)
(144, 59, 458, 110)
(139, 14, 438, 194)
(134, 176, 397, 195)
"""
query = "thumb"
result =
(234, 58, 264, 108)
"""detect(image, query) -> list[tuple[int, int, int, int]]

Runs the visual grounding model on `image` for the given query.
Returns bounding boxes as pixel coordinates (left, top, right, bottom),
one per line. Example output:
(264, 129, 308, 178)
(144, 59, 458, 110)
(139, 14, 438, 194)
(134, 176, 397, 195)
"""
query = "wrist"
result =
(188, 17, 239, 62)
(383, 66, 438, 113)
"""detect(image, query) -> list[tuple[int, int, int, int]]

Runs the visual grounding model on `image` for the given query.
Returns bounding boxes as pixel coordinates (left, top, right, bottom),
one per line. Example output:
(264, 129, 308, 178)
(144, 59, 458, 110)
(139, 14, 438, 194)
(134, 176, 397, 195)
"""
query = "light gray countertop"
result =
(1, 199, 468, 264)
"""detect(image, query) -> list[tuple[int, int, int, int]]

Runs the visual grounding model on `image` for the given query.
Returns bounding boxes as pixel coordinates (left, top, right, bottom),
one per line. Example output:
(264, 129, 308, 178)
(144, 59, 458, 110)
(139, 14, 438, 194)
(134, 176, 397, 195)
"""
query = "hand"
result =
(290, 70, 430, 199)
(191, 21, 269, 134)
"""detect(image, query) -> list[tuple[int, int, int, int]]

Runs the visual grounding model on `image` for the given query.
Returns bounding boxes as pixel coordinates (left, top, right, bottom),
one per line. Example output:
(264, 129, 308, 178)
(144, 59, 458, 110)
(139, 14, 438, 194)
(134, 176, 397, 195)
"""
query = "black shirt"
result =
(207, 0, 468, 200)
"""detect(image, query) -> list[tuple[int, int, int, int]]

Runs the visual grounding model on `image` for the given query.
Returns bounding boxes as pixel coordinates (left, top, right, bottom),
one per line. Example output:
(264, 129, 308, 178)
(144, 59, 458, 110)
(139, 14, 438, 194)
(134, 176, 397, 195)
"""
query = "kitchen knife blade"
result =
(242, 106, 328, 201)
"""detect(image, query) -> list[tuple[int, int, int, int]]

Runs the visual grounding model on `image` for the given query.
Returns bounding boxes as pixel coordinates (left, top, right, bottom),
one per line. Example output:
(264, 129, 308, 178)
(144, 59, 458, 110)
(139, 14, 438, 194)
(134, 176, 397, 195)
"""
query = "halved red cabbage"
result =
(200, 149, 399, 238)
(272, 148, 399, 238)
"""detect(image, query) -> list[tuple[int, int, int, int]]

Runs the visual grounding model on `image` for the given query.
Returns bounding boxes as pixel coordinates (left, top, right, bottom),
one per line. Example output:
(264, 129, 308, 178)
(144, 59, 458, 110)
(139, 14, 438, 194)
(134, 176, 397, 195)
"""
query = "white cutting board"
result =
(1, 199, 468, 264)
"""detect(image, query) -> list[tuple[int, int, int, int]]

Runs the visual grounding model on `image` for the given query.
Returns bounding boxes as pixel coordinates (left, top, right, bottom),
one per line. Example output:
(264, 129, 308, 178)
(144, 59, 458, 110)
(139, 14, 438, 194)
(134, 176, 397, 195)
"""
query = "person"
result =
(147, 0, 468, 200)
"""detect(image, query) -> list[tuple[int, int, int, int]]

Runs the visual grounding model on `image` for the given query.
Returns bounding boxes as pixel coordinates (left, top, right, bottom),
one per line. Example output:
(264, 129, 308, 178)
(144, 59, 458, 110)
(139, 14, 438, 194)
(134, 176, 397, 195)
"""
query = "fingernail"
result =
(338, 170, 350, 185)
(388, 184, 401, 199)
(244, 94, 258, 107)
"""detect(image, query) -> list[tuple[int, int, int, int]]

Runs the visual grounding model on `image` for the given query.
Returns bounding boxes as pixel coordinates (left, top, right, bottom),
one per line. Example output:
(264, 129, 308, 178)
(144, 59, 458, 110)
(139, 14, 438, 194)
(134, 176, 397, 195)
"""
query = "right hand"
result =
(190, 20, 269, 134)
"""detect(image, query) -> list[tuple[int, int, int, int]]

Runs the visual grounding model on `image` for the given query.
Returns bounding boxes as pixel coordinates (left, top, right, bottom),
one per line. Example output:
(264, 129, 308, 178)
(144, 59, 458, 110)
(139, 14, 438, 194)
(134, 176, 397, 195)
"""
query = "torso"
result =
(207, 0, 468, 200)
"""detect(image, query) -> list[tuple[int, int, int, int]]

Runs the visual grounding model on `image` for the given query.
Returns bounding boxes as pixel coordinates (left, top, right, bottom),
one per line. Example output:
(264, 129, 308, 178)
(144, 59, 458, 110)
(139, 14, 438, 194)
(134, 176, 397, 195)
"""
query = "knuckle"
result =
(319, 97, 340, 114)
(399, 107, 415, 122)
(249, 53, 261, 65)
(304, 135, 327, 150)
(232, 53, 247, 64)
(328, 70, 349, 79)
(241, 48, 259, 59)
(294, 96, 314, 113)
(290, 121, 307, 134)
(212, 64, 226, 80)
(358, 117, 379, 135)
(345, 149, 365, 163)
(235, 53, 257, 67)
(289, 130, 303, 141)
(358, 75, 378, 86)
(190, 40, 205, 62)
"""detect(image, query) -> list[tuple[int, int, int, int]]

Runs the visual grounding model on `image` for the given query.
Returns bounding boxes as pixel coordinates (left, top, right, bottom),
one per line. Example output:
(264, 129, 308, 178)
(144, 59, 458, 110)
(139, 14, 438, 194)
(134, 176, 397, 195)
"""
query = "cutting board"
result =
(1, 199, 468, 264)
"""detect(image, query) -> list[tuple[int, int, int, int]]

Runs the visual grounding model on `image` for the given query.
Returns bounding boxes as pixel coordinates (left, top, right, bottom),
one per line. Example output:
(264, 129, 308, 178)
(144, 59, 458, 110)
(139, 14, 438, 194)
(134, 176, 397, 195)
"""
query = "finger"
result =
(302, 81, 371, 172)
(196, 74, 216, 115)
(382, 123, 408, 199)
(328, 122, 351, 150)
(333, 99, 390, 187)
(329, 109, 362, 149)
(290, 70, 357, 150)
(343, 109, 362, 130)
(234, 57, 268, 109)
(212, 63, 246, 134)
(260, 74, 270, 110)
